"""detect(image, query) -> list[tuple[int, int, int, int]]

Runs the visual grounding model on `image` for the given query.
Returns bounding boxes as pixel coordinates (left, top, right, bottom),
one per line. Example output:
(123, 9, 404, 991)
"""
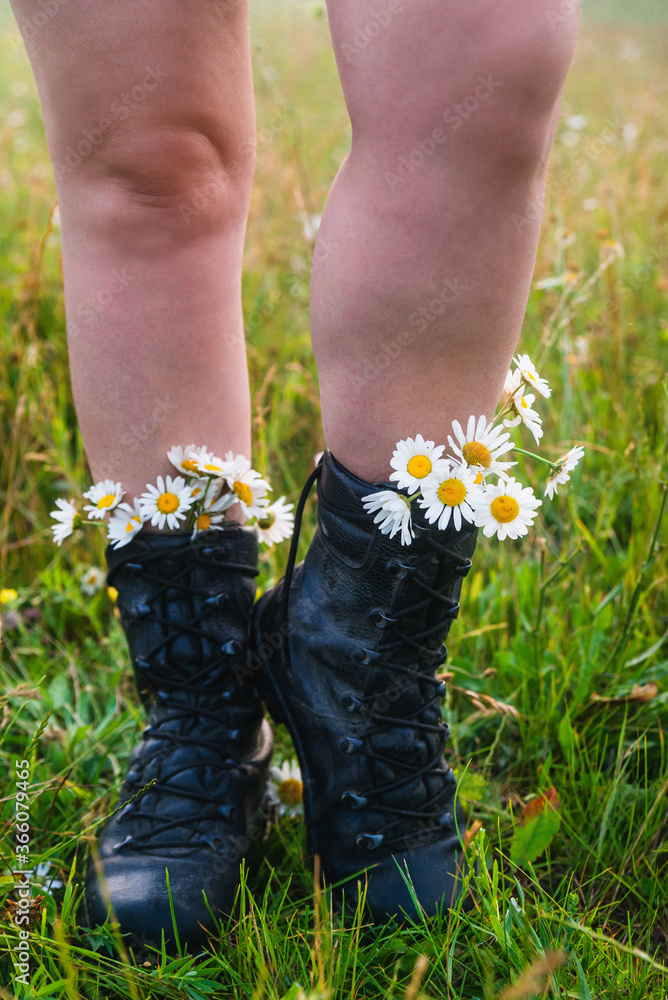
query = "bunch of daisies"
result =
(362, 354, 584, 545)
(50, 445, 294, 550)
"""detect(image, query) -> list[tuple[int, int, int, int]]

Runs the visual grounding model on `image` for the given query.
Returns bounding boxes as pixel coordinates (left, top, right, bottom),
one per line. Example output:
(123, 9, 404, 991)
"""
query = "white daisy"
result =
(224, 456, 271, 519)
(50, 499, 80, 546)
(192, 449, 235, 481)
(504, 392, 543, 446)
(255, 497, 295, 546)
(23, 863, 63, 897)
(513, 354, 551, 398)
(190, 490, 235, 539)
(470, 478, 542, 541)
(362, 489, 414, 547)
(167, 444, 204, 478)
(544, 445, 585, 499)
(268, 760, 303, 817)
(80, 566, 106, 596)
(82, 480, 124, 520)
(448, 415, 515, 479)
(418, 461, 484, 532)
(107, 500, 145, 549)
(138, 476, 194, 531)
(389, 435, 445, 492)
(504, 367, 522, 397)
(187, 476, 217, 506)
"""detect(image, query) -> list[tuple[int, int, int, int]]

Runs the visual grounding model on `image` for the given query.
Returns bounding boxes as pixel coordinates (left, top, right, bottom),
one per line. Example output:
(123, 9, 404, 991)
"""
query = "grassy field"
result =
(1, 4, 667, 999)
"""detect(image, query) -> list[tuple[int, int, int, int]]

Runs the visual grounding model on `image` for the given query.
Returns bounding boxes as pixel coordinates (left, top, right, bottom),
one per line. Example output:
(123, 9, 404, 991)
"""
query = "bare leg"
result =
(10, 0, 255, 502)
(312, 0, 580, 480)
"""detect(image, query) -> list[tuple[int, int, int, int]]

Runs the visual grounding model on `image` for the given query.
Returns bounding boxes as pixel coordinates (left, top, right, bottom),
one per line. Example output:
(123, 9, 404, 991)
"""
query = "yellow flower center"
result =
(196, 513, 211, 531)
(490, 495, 520, 524)
(257, 511, 276, 530)
(203, 464, 223, 474)
(520, 397, 529, 410)
(107, 586, 118, 603)
(278, 778, 303, 806)
(125, 516, 141, 534)
(524, 371, 537, 384)
(406, 455, 432, 479)
(462, 441, 492, 469)
(474, 471, 484, 485)
(96, 493, 116, 510)
(233, 481, 253, 507)
(157, 492, 179, 514)
(182, 459, 199, 473)
(0, 588, 18, 604)
(190, 486, 203, 497)
(437, 478, 467, 507)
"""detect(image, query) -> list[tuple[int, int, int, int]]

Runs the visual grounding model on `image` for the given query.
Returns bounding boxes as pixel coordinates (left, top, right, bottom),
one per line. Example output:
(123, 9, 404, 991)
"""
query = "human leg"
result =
(254, 0, 580, 921)
(10, 0, 270, 947)
(312, 0, 580, 480)
(11, 0, 255, 501)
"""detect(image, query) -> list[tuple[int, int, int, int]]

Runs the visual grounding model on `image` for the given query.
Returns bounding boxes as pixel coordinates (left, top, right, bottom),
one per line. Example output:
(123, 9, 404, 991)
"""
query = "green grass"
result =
(1, 6, 668, 999)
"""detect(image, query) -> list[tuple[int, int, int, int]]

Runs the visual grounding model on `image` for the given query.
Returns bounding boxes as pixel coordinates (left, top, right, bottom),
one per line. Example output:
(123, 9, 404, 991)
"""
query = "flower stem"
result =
(513, 446, 554, 469)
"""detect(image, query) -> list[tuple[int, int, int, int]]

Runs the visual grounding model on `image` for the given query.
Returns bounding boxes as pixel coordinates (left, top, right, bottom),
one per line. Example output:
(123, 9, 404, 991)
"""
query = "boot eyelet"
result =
(341, 790, 368, 809)
(221, 639, 243, 655)
(338, 737, 364, 754)
(142, 725, 153, 737)
(134, 658, 150, 672)
(386, 560, 408, 579)
(125, 770, 140, 785)
(369, 609, 395, 629)
(445, 769, 457, 784)
(206, 594, 224, 608)
(227, 729, 243, 744)
(455, 558, 473, 577)
(436, 681, 447, 698)
(356, 832, 384, 850)
(341, 695, 363, 713)
(354, 648, 379, 666)
(112, 835, 134, 854)
(157, 690, 170, 703)
(217, 804, 238, 822)
(134, 604, 151, 618)
(201, 833, 223, 851)
(439, 812, 454, 830)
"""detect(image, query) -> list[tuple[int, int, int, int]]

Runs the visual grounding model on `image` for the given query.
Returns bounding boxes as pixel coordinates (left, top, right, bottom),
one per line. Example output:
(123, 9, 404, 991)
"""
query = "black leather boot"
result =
(252, 451, 476, 923)
(83, 525, 273, 950)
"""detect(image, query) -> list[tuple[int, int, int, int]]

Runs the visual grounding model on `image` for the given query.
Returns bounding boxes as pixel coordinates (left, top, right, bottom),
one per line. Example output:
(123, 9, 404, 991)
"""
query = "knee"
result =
(54, 114, 256, 248)
(349, 0, 580, 182)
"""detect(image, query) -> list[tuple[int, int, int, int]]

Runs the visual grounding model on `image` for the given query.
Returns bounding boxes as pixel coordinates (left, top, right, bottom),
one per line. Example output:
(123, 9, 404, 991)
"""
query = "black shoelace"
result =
(279, 460, 471, 852)
(107, 537, 258, 853)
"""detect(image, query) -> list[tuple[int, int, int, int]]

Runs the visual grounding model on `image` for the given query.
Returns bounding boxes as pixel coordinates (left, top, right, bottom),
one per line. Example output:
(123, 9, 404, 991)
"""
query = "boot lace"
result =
(106, 537, 258, 853)
(280, 462, 472, 853)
